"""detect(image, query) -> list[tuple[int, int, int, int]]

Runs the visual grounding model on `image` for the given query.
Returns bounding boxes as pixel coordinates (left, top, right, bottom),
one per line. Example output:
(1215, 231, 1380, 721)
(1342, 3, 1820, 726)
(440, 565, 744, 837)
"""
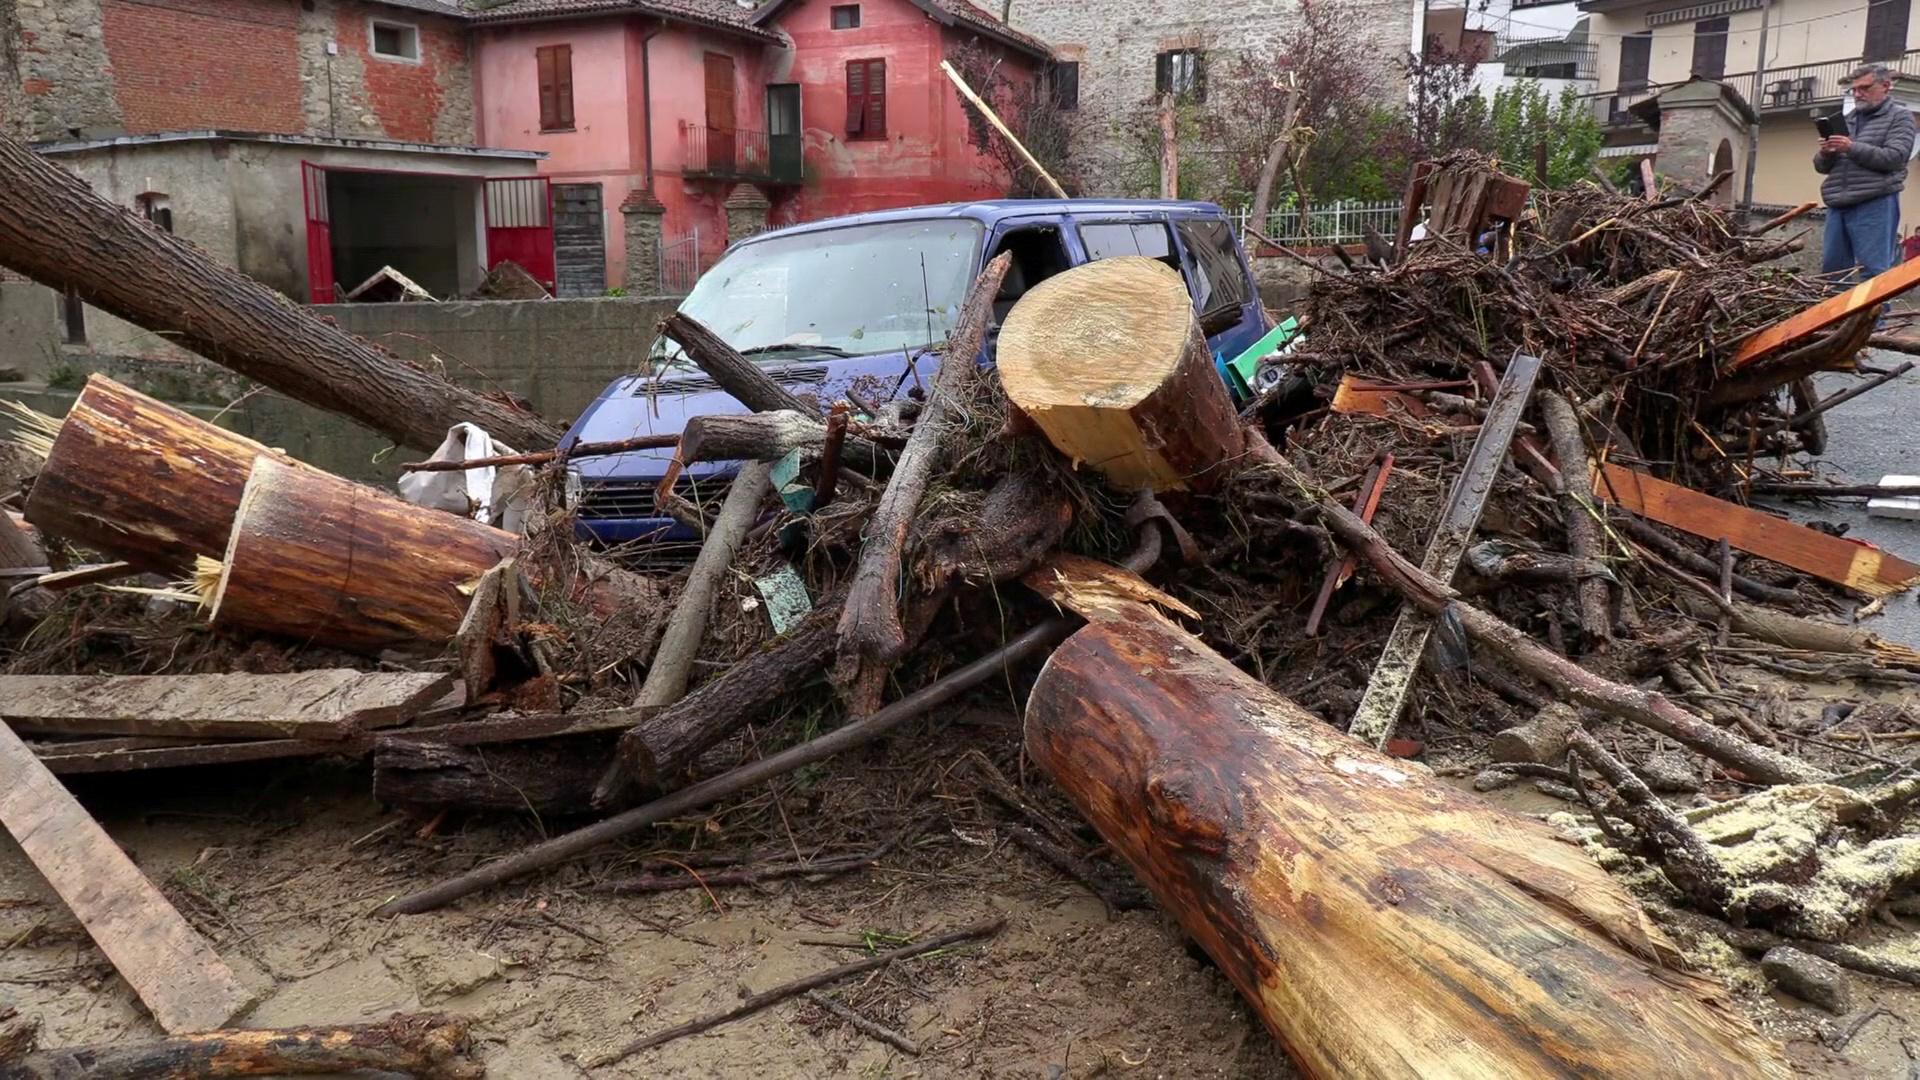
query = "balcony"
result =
(1589, 48, 1920, 129)
(1497, 37, 1599, 83)
(681, 124, 802, 186)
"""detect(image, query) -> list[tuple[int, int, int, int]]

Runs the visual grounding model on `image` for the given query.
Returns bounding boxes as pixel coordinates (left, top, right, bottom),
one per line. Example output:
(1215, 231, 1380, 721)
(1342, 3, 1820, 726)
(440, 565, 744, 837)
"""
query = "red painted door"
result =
(302, 162, 335, 303)
(485, 177, 556, 290)
(705, 53, 736, 173)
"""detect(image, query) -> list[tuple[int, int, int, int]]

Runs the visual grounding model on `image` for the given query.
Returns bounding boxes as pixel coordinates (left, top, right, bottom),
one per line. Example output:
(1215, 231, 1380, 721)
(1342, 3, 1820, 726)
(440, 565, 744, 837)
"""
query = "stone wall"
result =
(1005, 0, 1414, 197)
(0, 0, 27, 140)
(8, 0, 472, 145)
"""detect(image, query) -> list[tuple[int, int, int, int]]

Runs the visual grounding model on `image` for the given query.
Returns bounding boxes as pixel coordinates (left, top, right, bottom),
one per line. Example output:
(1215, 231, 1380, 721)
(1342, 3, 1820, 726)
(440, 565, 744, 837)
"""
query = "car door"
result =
(1170, 212, 1266, 362)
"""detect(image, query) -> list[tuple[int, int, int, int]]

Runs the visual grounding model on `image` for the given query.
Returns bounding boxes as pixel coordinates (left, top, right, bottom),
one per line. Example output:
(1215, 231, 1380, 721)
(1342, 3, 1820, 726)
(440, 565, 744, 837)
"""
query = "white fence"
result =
(1232, 200, 1403, 248)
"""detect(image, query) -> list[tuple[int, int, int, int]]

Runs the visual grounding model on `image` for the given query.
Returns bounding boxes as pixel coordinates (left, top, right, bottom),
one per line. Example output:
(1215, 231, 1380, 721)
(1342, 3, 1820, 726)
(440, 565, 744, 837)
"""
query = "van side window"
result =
(1078, 221, 1179, 274)
(1177, 218, 1252, 329)
(987, 226, 1072, 326)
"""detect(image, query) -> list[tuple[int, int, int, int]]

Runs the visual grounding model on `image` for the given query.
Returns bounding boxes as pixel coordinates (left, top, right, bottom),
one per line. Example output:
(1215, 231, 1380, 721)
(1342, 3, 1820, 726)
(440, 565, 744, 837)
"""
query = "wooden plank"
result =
(1727, 255, 1920, 370)
(1, 671, 454, 740)
(33, 734, 368, 775)
(1392, 162, 1434, 263)
(1349, 353, 1544, 749)
(1593, 463, 1920, 596)
(1329, 377, 1430, 418)
(0, 722, 252, 1032)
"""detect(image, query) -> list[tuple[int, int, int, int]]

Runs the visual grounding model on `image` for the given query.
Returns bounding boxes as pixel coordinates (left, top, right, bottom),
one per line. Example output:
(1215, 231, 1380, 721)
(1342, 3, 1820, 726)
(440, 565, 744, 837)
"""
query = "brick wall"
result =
(1006, 0, 1414, 197)
(6, 0, 472, 144)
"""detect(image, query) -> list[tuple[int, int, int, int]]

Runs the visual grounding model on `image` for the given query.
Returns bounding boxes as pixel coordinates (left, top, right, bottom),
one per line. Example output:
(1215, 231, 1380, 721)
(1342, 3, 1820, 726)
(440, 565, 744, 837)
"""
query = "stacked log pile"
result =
(7, 144, 1920, 1073)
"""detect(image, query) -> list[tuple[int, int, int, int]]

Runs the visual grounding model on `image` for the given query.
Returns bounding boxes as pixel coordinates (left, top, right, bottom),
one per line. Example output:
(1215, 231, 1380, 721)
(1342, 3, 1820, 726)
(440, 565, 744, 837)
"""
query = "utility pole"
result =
(1743, 0, 1771, 205)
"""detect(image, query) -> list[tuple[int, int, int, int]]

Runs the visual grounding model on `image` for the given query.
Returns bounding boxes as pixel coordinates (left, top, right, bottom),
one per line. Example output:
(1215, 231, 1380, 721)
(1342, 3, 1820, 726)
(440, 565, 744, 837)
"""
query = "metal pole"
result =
(1744, 0, 1772, 206)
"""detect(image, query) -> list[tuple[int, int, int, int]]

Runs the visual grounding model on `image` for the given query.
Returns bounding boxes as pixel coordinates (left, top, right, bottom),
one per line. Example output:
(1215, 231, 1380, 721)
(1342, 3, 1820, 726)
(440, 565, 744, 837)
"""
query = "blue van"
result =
(562, 199, 1270, 542)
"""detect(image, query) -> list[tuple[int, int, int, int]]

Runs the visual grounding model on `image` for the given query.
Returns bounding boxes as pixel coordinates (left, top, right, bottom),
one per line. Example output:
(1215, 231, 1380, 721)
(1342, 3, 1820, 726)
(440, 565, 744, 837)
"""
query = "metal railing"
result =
(1232, 200, 1405, 248)
(1590, 48, 1920, 126)
(1497, 37, 1598, 81)
(681, 124, 803, 185)
(659, 227, 702, 295)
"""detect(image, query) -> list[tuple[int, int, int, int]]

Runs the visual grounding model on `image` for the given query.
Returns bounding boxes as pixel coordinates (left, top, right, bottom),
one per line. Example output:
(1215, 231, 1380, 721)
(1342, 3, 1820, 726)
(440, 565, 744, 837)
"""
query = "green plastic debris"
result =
(754, 563, 813, 635)
(768, 449, 815, 513)
(1224, 317, 1301, 399)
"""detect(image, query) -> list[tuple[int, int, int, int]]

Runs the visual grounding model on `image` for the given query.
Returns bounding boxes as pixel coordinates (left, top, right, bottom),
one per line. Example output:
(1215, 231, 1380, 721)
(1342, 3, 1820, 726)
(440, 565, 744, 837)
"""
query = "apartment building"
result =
(1583, 0, 1920, 218)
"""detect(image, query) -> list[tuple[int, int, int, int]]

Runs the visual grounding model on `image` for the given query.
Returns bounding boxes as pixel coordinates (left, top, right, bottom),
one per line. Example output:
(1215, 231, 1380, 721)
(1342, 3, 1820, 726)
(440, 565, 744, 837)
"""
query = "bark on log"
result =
(834, 254, 1010, 714)
(24, 375, 314, 574)
(659, 312, 824, 419)
(373, 736, 612, 814)
(997, 256, 1246, 492)
(0, 1013, 482, 1080)
(680, 411, 884, 474)
(0, 133, 558, 453)
(210, 456, 660, 652)
(1540, 391, 1612, 644)
(1024, 603, 1791, 1080)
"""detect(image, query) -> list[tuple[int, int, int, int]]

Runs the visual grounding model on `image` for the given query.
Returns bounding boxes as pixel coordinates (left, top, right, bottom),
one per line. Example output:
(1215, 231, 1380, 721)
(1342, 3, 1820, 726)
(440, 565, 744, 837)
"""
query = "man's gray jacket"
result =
(1815, 98, 1916, 208)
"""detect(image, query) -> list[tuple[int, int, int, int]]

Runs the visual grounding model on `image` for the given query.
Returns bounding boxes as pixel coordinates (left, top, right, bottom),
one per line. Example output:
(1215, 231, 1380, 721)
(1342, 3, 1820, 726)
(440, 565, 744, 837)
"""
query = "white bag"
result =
(396, 423, 536, 532)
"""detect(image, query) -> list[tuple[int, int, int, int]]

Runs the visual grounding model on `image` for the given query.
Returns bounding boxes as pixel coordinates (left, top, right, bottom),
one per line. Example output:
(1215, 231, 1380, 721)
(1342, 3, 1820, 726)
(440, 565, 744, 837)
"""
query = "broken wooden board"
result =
(1328, 377, 1429, 418)
(0, 722, 252, 1032)
(1, 671, 453, 740)
(1593, 462, 1920, 597)
(1727, 255, 1920, 370)
(32, 734, 372, 775)
(1349, 352, 1544, 749)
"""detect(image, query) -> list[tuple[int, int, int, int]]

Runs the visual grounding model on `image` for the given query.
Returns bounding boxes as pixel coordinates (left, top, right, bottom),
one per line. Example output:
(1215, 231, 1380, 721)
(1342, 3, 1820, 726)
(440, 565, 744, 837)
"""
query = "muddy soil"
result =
(0, 705, 1913, 1078)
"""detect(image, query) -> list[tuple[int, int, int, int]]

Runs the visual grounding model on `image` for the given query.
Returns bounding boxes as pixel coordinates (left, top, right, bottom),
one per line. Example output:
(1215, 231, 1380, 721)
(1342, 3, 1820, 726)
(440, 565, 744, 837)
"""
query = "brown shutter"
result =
(846, 59, 866, 136)
(1865, 0, 1910, 61)
(554, 45, 574, 129)
(537, 46, 557, 130)
(866, 59, 886, 137)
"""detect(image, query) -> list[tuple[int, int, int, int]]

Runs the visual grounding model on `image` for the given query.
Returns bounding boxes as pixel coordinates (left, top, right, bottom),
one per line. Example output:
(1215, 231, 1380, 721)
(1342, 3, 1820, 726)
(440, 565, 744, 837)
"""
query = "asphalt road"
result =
(1752, 355, 1920, 646)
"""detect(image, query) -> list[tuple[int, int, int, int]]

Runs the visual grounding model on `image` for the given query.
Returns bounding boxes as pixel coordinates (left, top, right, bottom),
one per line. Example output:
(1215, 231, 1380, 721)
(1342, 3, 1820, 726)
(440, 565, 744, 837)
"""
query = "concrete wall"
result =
(9, 0, 474, 145)
(1006, 0, 1416, 196)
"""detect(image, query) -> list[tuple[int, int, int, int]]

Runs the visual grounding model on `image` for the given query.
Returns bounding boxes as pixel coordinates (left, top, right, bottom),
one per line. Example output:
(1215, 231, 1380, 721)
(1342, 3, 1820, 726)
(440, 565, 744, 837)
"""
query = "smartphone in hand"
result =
(1816, 114, 1844, 140)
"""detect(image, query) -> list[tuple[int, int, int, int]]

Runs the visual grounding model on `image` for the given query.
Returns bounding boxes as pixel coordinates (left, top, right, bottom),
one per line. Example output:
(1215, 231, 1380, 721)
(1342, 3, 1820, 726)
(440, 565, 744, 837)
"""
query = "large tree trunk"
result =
(997, 256, 1245, 492)
(1025, 602, 1791, 1080)
(373, 735, 612, 814)
(208, 456, 661, 652)
(24, 375, 313, 573)
(0, 133, 559, 452)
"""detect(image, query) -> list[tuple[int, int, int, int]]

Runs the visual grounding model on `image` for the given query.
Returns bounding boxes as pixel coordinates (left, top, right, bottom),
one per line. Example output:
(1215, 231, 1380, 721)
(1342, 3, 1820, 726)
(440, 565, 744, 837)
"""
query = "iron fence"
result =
(659, 227, 702, 295)
(681, 124, 803, 185)
(1233, 200, 1405, 248)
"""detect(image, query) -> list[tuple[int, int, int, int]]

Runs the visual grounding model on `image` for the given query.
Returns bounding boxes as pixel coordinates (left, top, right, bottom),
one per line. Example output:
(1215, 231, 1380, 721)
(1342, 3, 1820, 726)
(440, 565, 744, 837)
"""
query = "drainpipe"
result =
(1743, 0, 1771, 205)
(641, 26, 661, 191)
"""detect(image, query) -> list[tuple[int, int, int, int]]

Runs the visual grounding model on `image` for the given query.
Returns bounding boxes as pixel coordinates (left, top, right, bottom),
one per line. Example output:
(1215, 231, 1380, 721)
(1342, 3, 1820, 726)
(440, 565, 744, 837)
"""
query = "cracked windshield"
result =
(652, 219, 983, 369)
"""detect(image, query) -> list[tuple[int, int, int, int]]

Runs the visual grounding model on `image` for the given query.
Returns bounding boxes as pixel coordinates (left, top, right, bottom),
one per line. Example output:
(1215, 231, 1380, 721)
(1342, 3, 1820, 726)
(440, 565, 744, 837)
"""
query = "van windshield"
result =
(654, 219, 985, 367)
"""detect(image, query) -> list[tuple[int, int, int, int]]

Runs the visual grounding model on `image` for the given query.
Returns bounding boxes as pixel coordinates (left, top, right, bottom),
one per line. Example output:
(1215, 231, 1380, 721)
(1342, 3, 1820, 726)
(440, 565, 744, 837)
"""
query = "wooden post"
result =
(940, 60, 1069, 198)
(0, 133, 559, 453)
(997, 256, 1245, 493)
(1025, 602, 1791, 1080)
(1157, 92, 1179, 200)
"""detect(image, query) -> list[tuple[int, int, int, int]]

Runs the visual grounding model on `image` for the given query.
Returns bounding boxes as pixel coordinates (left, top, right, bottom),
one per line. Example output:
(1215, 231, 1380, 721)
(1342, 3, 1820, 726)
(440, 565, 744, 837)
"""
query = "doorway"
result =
(553, 183, 606, 297)
(705, 53, 737, 174)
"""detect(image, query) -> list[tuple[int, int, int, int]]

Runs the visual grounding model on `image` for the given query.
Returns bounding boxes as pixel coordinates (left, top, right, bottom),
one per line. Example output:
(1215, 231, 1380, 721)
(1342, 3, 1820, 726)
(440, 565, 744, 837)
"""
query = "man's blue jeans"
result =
(1824, 192, 1901, 283)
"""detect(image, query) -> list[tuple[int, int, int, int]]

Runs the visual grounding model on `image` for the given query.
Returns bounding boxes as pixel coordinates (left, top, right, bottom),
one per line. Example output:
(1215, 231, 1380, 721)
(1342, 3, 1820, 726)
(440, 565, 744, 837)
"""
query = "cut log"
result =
(24, 375, 314, 574)
(1024, 601, 1791, 1079)
(0, 133, 558, 453)
(679, 411, 883, 473)
(0, 670, 451, 740)
(1490, 702, 1580, 764)
(996, 256, 1246, 492)
(373, 735, 613, 814)
(0, 722, 252, 1034)
(209, 456, 662, 652)
(1540, 390, 1612, 644)
(0, 1013, 482, 1080)
(1593, 461, 1920, 596)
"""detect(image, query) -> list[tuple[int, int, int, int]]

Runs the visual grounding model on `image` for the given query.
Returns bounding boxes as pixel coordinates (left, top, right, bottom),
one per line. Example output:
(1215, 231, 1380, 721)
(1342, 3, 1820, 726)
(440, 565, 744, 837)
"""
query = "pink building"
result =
(471, 0, 1051, 292)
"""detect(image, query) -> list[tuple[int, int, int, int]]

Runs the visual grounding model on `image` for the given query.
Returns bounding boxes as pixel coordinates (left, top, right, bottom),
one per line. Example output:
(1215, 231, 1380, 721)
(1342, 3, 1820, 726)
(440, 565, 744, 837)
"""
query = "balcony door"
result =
(1620, 32, 1652, 91)
(1865, 0, 1911, 62)
(705, 53, 737, 174)
(767, 83, 802, 184)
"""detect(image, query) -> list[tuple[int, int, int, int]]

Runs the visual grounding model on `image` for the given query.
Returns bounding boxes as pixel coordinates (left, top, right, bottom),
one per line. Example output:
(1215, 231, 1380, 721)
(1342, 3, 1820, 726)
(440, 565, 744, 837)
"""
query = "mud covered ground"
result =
(0, 700, 1916, 1078)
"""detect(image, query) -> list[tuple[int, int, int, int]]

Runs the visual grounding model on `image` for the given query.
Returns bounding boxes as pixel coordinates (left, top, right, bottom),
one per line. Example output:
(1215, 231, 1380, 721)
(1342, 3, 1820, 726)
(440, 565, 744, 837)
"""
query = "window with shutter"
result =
(846, 58, 885, 139)
(1690, 18, 1728, 80)
(537, 44, 574, 132)
(1619, 32, 1652, 90)
(1864, 0, 1911, 61)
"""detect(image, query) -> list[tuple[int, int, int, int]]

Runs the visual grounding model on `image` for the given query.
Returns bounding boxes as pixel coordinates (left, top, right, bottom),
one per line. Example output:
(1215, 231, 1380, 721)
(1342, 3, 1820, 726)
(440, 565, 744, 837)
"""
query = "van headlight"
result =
(563, 466, 583, 510)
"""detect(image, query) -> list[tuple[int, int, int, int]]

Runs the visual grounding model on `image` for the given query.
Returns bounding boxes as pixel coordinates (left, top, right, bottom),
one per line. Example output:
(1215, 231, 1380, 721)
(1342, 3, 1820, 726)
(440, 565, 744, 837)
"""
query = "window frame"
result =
(1173, 216, 1253, 330)
(537, 43, 576, 133)
(831, 4, 861, 29)
(1689, 16, 1729, 80)
(367, 18, 422, 64)
(1619, 31, 1653, 91)
(845, 57, 887, 140)
(1048, 61, 1080, 111)
(1155, 48, 1206, 103)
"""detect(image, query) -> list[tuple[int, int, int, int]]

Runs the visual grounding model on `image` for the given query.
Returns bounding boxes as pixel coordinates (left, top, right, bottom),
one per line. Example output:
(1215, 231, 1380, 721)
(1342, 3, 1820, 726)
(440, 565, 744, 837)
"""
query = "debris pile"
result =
(3, 142, 1920, 1073)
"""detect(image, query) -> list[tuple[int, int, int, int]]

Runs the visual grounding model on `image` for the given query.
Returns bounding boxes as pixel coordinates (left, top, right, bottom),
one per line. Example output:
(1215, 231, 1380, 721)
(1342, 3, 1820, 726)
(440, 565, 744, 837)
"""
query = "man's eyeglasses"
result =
(1852, 80, 1886, 96)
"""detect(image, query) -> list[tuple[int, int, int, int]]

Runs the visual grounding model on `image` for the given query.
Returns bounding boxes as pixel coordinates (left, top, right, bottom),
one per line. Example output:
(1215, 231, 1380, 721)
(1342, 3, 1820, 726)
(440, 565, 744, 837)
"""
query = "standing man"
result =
(1816, 63, 1915, 282)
